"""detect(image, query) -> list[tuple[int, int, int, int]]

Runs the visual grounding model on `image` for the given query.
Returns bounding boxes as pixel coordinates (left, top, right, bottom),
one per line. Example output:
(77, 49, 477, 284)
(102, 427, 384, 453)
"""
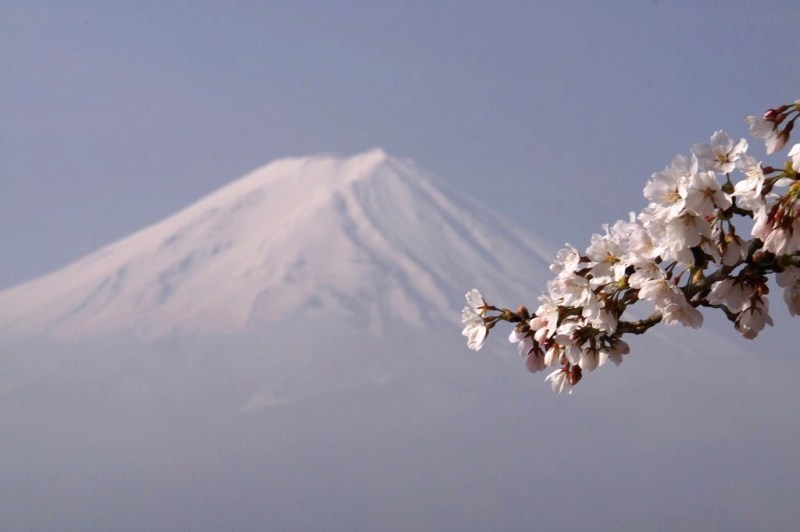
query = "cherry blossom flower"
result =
(732, 154, 767, 219)
(550, 244, 581, 275)
(628, 260, 665, 289)
(532, 295, 561, 340)
(637, 278, 678, 309)
(545, 368, 573, 395)
(461, 307, 488, 350)
(683, 170, 731, 216)
(735, 299, 774, 339)
(598, 338, 629, 367)
(578, 347, 600, 372)
(662, 298, 703, 328)
(508, 328, 534, 357)
(692, 130, 748, 174)
(751, 213, 772, 243)
(586, 307, 618, 334)
(789, 143, 800, 172)
(746, 115, 784, 154)
(663, 213, 712, 263)
(547, 272, 592, 307)
(721, 232, 748, 266)
(544, 343, 562, 367)
(643, 154, 697, 221)
(761, 219, 800, 255)
(766, 131, 788, 154)
(525, 351, 547, 373)
(776, 266, 800, 316)
(615, 216, 656, 264)
(554, 324, 583, 366)
(707, 279, 752, 313)
(586, 227, 624, 281)
(462, 289, 489, 350)
(465, 288, 487, 315)
(746, 115, 776, 139)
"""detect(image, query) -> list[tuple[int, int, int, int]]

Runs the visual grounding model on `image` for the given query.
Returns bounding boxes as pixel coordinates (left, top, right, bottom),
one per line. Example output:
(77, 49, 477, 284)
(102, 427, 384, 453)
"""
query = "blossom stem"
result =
(617, 312, 663, 335)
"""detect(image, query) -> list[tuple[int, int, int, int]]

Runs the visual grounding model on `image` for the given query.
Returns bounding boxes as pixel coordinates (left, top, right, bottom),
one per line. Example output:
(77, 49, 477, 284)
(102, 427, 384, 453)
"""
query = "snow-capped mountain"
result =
(0, 148, 553, 340)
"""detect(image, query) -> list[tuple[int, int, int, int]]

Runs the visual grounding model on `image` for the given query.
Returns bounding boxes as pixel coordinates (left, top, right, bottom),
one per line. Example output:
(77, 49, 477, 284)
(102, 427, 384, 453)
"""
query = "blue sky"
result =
(2, 1, 798, 289)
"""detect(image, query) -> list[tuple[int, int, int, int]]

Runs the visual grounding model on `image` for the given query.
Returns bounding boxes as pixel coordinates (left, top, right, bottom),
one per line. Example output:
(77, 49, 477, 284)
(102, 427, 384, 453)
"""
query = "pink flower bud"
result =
(764, 105, 790, 121)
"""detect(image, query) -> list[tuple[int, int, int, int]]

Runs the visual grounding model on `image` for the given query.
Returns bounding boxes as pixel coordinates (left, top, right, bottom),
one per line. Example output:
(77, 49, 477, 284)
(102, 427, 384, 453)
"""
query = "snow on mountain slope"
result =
(0, 148, 554, 340)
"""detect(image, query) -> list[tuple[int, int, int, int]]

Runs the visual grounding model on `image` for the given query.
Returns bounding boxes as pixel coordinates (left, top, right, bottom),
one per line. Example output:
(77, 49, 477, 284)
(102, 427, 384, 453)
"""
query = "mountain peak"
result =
(355, 146, 389, 163)
(0, 151, 553, 340)
(222, 148, 400, 205)
(323, 146, 392, 185)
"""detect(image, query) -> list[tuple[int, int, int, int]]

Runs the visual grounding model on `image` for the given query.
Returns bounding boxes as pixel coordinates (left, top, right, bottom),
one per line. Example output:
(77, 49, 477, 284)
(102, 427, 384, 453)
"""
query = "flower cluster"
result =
(462, 99, 800, 394)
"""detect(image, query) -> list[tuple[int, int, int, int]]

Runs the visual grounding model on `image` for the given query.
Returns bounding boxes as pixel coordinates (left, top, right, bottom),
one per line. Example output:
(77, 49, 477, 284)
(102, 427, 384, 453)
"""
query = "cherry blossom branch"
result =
(462, 98, 800, 394)
(616, 312, 662, 335)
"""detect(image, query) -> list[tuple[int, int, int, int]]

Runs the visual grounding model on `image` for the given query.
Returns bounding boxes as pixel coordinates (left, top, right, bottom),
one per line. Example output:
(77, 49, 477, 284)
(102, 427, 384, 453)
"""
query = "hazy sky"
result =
(2, 4, 800, 530)
(2, 0, 798, 289)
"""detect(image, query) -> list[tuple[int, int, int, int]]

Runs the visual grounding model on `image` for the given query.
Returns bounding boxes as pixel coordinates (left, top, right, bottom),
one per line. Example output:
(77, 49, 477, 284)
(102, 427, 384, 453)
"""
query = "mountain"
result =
(0, 148, 554, 340)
